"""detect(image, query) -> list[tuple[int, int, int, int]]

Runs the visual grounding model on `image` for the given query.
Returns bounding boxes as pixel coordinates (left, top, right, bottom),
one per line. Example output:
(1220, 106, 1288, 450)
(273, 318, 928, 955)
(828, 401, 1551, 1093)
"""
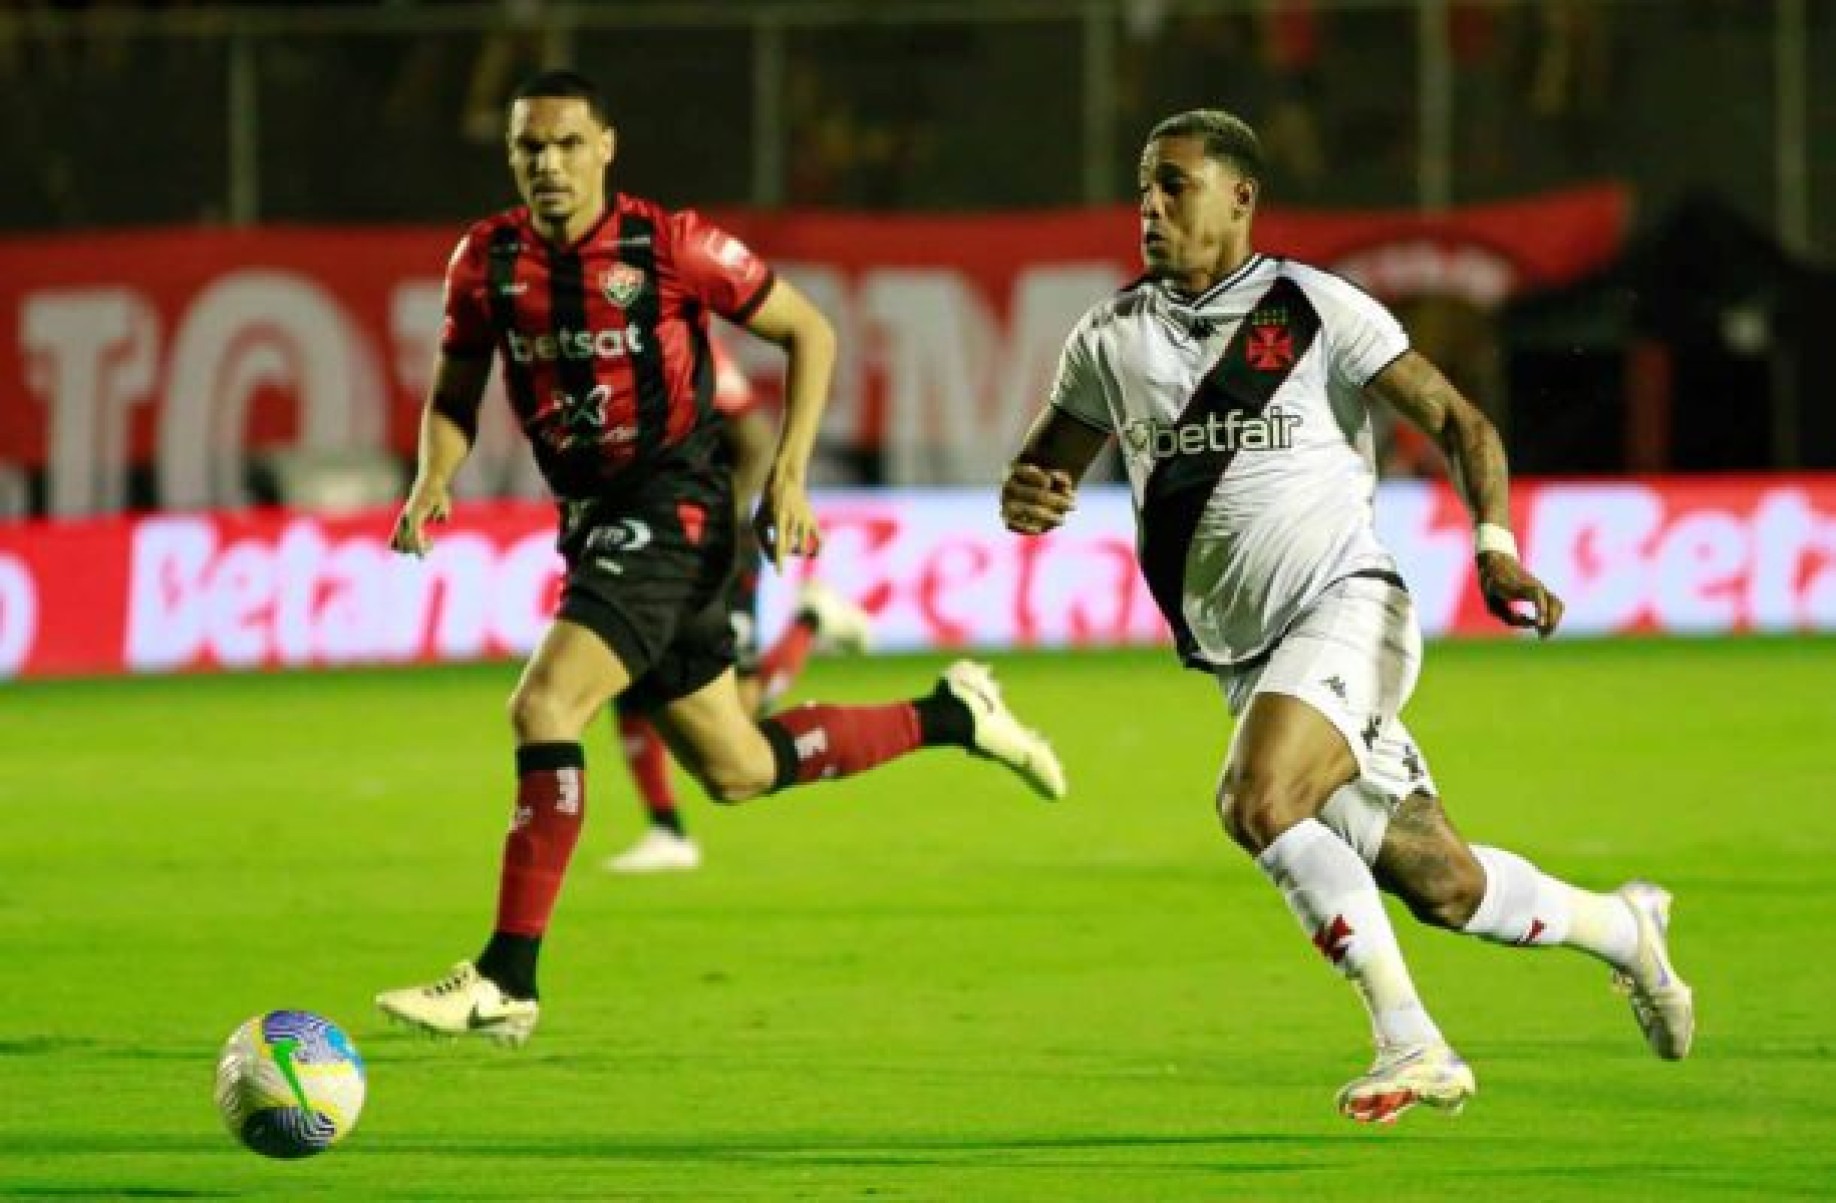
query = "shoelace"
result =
(427, 967, 474, 996)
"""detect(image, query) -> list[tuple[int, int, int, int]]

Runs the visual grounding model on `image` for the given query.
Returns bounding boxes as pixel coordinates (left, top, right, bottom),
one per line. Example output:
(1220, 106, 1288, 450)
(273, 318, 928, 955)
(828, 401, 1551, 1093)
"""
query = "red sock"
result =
(494, 742, 586, 937)
(757, 620, 817, 707)
(760, 702, 922, 788)
(618, 712, 677, 822)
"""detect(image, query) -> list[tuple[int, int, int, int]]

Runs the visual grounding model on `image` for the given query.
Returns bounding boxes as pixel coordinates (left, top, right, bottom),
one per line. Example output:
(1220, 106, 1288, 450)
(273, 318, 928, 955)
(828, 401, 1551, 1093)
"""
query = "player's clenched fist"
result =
(1001, 462, 1077, 536)
(1477, 550, 1566, 639)
(390, 483, 451, 557)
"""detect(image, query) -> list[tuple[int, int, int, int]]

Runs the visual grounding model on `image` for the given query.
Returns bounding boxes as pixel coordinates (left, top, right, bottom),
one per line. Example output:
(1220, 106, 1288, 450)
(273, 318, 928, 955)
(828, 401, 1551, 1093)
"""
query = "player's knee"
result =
(1216, 768, 1317, 854)
(507, 682, 579, 743)
(699, 765, 771, 804)
(684, 743, 777, 804)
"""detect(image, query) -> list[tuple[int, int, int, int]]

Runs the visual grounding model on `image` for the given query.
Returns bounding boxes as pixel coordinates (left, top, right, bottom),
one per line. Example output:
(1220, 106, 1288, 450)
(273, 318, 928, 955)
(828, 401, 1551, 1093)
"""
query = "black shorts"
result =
(555, 466, 739, 713)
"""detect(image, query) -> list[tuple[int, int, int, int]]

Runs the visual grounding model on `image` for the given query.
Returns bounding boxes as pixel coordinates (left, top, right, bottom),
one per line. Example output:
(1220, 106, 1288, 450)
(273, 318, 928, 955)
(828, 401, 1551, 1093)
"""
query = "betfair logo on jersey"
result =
(507, 326, 647, 363)
(1121, 409, 1301, 460)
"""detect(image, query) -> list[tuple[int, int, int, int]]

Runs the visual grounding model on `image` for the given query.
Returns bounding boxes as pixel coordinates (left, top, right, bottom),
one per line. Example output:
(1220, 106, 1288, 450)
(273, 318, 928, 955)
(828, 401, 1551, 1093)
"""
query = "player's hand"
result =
(1477, 551, 1564, 638)
(754, 469, 821, 572)
(390, 481, 451, 558)
(1001, 462, 1076, 536)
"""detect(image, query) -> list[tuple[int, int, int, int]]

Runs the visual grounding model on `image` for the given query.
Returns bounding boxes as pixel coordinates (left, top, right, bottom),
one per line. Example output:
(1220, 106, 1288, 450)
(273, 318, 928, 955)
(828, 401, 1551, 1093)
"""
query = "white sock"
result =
(1256, 818, 1444, 1049)
(1464, 846, 1640, 968)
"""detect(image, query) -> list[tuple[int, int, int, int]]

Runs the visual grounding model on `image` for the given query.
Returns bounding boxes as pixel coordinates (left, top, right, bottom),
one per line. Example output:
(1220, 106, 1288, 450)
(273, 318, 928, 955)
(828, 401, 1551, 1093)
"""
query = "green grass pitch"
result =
(2, 638, 1833, 1200)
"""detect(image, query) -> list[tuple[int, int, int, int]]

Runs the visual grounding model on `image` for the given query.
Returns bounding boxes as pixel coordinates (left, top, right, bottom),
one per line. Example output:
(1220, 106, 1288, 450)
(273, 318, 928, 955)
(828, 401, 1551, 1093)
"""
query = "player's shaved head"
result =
(511, 69, 611, 129)
(1146, 109, 1264, 183)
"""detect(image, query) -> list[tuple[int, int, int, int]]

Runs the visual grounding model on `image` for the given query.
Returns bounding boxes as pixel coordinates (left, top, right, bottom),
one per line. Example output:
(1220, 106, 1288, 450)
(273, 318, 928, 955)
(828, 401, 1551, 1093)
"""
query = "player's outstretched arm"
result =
(1365, 350, 1565, 638)
(743, 279, 836, 570)
(392, 353, 490, 558)
(1002, 407, 1109, 537)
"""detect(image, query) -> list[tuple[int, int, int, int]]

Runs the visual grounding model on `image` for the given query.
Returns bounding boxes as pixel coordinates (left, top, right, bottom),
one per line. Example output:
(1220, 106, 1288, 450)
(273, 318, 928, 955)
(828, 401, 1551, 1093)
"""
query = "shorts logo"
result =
(584, 518, 652, 555)
(602, 264, 646, 307)
(1401, 744, 1425, 782)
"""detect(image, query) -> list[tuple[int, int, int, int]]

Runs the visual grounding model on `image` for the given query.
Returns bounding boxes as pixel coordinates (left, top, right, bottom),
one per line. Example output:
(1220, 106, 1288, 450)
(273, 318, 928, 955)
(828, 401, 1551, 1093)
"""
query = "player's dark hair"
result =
(510, 69, 610, 127)
(1147, 109, 1264, 181)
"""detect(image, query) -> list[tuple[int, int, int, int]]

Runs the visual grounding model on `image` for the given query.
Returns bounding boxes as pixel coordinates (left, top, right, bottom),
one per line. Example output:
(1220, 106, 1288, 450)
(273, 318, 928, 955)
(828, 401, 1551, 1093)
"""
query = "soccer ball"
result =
(214, 1010, 366, 1158)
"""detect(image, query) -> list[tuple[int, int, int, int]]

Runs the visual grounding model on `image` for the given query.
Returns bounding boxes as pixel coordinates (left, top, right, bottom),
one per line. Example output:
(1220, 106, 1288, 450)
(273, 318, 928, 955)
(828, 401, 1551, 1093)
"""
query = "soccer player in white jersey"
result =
(1001, 109, 1695, 1124)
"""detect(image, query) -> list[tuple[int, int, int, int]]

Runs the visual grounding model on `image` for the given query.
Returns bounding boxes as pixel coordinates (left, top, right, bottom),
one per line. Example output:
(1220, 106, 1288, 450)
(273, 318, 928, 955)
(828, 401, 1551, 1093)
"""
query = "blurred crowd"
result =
(0, 0, 1636, 222)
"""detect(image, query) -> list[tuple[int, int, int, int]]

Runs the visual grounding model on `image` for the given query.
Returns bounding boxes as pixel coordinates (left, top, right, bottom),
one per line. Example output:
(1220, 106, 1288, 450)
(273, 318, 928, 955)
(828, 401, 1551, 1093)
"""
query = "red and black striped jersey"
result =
(440, 194, 775, 499)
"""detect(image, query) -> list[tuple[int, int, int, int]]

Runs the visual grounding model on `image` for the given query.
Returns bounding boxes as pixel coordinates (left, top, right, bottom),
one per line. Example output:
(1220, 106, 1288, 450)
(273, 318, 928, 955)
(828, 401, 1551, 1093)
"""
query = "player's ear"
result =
(602, 124, 617, 166)
(1234, 177, 1257, 216)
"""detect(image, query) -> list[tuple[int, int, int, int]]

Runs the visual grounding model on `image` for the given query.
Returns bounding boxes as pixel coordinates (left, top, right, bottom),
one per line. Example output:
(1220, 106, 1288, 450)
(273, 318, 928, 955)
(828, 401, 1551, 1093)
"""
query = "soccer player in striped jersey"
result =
(604, 335, 873, 874)
(375, 70, 1064, 1045)
(1001, 109, 1693, 1123)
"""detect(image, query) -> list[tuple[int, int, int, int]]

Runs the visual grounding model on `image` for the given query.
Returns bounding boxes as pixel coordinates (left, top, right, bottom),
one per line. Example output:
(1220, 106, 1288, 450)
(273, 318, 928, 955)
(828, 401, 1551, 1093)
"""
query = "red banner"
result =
(3, 474, 1832, 681)
(0, 188, 1628, 517)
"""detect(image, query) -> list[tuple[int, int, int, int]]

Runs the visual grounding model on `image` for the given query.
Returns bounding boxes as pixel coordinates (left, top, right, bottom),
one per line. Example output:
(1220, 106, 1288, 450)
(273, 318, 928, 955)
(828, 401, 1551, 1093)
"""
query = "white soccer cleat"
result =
(797, 579, 874, 654)
(1612, 881, 1695, 1060)
(939, 660, 1067, 801)
(604, 828, 703, 874)
(1336, 1041, 1476, 1124)
(374, 962, 539, 1048)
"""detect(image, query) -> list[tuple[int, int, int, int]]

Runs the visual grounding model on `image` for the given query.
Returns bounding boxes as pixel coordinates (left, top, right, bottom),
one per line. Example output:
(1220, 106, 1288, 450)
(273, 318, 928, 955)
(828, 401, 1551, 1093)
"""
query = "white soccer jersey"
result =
(1049, 254, 1410, 668)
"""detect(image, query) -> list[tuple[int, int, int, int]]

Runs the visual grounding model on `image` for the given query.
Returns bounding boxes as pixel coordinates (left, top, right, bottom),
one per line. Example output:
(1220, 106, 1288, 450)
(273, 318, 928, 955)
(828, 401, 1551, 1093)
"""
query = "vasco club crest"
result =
(601, 263, 646, 307)
(1245, 321, 1294, 371)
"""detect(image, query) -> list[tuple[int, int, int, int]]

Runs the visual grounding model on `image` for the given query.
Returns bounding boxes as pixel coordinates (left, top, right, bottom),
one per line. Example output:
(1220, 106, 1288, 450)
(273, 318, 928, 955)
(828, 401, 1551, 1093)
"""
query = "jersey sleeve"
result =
(670, 210, 776, 325)
(438, 230, 495, 360)
(1047, 315, 1113, 433)
(1309, 270, 1410, 390)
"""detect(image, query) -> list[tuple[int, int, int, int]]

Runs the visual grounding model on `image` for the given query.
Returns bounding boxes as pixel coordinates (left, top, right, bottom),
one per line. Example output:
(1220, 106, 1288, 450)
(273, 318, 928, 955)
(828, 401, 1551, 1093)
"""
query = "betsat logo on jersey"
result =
(507, 325, 646, 364)
(1121, 407, 1301, 462)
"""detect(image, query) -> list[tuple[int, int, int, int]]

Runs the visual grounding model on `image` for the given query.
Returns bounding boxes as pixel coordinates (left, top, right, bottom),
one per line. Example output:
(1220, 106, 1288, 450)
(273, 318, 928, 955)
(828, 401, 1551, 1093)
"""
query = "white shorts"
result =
(1219, 574, 1438, 863)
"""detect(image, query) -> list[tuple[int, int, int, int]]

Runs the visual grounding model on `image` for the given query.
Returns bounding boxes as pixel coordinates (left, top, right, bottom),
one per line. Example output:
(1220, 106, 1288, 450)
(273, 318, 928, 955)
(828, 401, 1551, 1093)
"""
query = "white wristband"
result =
(1475, 522, 1519, 560)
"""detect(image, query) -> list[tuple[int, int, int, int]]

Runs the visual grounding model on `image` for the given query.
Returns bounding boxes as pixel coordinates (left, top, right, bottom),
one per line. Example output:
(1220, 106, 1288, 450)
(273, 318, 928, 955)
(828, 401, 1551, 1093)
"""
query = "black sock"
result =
(651, 809, 686, 837)
(475, 932, 541, 1001)
(912, 682, 974, 748)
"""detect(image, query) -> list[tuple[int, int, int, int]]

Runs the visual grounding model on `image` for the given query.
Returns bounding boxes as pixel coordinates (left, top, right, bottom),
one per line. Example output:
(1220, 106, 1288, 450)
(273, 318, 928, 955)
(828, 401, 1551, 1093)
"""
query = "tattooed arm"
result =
(1365, 350, 1565, 637)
